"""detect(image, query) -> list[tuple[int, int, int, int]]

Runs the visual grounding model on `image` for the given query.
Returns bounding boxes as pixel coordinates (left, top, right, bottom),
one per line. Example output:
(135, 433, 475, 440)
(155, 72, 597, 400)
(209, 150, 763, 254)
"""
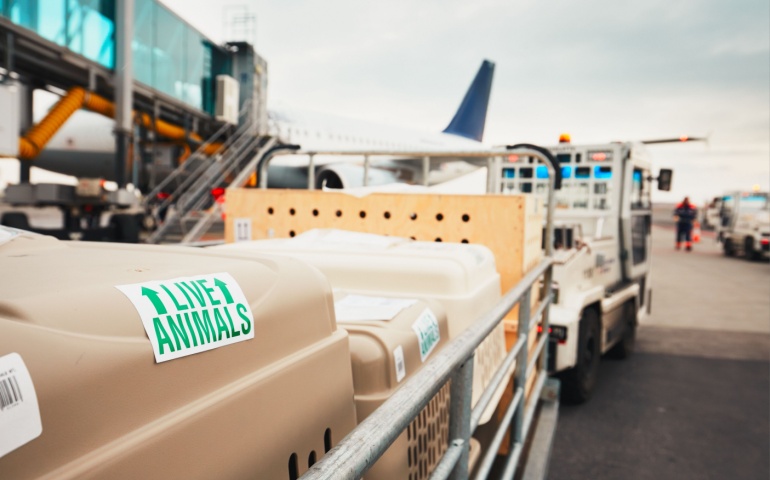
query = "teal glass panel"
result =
(183, 28, 203, 107)
(133, 0, 154, 87)
(34, 0, 64, 44)
(153, 4, 185, 99)
(5, 0, 233, 112)
(78, 2, 114, 67)
(9, 0, 38, 30)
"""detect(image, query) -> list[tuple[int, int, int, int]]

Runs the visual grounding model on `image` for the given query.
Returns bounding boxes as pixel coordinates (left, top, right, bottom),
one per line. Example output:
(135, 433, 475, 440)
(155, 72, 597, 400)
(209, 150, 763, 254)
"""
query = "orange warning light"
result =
(507, 154, 519, 163)
(679, 135, 689, 142)
(559, 133, 571, 143)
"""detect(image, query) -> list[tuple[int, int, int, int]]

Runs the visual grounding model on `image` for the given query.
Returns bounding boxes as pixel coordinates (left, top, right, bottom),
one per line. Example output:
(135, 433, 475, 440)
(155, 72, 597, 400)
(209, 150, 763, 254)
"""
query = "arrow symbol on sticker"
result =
(214, 278, 234, 304)
(142, 286, 167, 315)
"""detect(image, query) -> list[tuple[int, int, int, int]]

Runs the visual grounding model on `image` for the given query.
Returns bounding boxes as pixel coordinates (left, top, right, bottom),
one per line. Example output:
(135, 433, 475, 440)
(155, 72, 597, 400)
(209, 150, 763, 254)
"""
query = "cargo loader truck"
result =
(491, 139, 673, 403)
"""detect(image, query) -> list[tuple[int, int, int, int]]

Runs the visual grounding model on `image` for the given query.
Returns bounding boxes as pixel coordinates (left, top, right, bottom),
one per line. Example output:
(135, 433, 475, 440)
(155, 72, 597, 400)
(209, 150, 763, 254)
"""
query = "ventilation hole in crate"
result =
(462, 214, 470, 222)
(410, 213, 418, 220)
(289, 230, 296, 237)
(324, 428, 332, 453)
(436, 213, 444, 221)
(312, 209, 319, 217)
(410, 236, 416, 240)
(335, 210, 343, 217)
(461, 239, 469, 244)
(289, 208, 296, 216)
(359, 210, 367, 219)
(384, 211, 391, 219)
(268, 207, 274, 215)
(435, 237, 442, 242)
(288, 453, 299, 480)
(308, 451, 317, 468)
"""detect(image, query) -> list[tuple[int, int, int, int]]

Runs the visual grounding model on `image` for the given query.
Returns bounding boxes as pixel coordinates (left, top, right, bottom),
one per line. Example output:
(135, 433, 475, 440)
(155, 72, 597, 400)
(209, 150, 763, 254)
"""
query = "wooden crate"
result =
(225, 188, 542, 297)
(226, 188, 546, 455)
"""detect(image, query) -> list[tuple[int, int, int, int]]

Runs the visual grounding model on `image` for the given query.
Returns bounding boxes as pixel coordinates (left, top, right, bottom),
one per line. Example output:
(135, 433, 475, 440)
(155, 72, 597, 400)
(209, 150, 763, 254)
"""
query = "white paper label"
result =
(334, 295, 417, 322)
(0, 226, 21, 246)
(116, 273, 255, 363)
(412, 309, 441, 362)
(233, 218, 252, 242)
(394, 346, 406, 383)
(0, 353, 42, 458)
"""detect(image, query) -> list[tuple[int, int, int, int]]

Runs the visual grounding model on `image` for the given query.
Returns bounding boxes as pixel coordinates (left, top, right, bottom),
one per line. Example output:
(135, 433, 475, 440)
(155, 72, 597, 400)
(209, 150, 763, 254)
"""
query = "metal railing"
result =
(145, 101, 265, 243)
(268, 145, 563, 479)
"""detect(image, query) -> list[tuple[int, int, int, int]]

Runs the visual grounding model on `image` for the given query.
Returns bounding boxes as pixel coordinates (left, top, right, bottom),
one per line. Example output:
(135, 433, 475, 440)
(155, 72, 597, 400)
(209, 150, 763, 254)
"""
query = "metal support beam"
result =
(114, 0, 134, 188)
(448, 356, 474, 479)
(18, 82, 32, 183)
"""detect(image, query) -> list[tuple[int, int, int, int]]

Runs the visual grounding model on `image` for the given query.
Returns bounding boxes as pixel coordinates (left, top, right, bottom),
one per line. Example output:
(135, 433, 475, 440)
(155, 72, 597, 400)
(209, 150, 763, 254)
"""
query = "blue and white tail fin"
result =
(442, 60, 495, 142)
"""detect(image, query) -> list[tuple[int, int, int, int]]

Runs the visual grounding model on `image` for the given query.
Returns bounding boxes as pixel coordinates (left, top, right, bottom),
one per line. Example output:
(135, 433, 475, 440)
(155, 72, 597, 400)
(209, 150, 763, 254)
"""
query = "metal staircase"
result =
(145, 101, 274, 244)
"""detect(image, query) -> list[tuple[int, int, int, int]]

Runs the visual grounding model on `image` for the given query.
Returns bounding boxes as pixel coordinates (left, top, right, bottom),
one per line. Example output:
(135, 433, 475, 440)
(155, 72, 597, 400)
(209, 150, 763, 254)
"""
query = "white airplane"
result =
(30, 60, 496, 191)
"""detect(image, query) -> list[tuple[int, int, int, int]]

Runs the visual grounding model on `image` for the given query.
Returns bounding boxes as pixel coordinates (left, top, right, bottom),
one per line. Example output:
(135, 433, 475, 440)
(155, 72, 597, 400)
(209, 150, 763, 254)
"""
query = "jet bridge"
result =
(0, 0, 269, 241)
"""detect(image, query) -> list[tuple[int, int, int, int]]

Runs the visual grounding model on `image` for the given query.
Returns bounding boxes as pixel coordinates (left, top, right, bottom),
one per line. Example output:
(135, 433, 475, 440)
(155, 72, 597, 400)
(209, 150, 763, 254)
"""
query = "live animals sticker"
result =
(116, 273, 255, 363)
(412, 309, 441, 362)
(0, 353, 42, 458)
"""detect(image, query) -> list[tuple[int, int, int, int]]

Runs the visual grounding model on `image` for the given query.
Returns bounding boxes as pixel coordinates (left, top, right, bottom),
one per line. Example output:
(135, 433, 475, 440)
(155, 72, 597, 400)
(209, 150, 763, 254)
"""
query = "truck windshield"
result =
(739, 194, 769, 213)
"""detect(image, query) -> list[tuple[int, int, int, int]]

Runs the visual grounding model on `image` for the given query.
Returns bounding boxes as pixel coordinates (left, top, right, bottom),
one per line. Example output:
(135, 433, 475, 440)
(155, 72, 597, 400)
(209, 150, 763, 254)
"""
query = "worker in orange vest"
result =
(674, 197, 698, 251)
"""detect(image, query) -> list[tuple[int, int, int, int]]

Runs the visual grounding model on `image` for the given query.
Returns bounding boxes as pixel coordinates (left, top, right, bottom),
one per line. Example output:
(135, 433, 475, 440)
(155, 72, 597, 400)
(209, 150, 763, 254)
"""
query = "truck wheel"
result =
(608, 302, 636, 359)
(561, 309, 601, 404)
(744, 238, 757, 261)
(723, 238, 735, 257)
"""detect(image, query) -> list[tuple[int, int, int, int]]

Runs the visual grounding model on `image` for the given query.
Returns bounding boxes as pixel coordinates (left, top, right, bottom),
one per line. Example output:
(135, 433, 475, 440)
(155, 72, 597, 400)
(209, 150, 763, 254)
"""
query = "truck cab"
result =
(494, 141, 667, 402)
(718, 191, 770, 260)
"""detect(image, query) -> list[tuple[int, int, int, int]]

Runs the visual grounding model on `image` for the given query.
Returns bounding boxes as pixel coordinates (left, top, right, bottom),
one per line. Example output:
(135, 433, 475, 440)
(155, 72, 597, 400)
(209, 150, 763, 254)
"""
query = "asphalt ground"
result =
(548, 224, 769, 480)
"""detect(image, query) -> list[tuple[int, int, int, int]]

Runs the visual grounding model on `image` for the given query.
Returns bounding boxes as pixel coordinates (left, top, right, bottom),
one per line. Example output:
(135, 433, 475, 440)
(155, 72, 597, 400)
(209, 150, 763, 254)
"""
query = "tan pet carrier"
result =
(0, 229, 357, 479)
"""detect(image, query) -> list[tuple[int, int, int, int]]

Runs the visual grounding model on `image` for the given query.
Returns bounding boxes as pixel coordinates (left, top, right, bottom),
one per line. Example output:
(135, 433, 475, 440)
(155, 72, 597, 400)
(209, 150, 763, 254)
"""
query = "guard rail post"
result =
(447, 355, 474, 479)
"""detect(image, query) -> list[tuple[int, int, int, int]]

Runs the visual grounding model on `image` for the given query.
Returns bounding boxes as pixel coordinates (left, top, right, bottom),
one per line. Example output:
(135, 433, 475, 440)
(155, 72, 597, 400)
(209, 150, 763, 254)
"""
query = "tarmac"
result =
(548, 221, 770, 479)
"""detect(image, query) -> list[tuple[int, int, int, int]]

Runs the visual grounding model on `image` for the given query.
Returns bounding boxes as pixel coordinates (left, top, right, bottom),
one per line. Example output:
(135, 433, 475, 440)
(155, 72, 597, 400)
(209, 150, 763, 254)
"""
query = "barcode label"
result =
(0, 353, 42, 459)
(394, 346, 406, 383)
(0, 375, 23, 409)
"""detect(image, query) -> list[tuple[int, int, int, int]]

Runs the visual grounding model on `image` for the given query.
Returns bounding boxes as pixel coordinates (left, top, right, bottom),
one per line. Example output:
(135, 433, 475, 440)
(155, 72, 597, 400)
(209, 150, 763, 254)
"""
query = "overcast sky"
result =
(166, 0, 769, 203)
(4, 0, 767, 203)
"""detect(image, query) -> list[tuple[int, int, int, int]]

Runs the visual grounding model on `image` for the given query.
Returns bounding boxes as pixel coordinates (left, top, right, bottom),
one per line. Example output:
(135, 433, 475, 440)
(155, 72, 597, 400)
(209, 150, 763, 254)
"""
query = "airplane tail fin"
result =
(442, 59, 495, 142)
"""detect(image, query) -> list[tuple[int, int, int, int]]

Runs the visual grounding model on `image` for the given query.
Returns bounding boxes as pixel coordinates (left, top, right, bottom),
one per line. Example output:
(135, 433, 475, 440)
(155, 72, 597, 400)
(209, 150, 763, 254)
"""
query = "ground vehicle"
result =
(702, 196, 723, 230)
(717, 191, 770, 261)
(491, 141, 672, 403)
